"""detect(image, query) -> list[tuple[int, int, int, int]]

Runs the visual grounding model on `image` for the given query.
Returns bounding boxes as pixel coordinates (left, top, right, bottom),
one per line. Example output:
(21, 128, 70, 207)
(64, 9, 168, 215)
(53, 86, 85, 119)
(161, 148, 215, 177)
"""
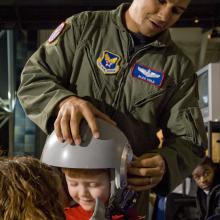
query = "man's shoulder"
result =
(167, 38, 191, 63)
(66, 3, 126, 27)
(67, 6, 115, 23)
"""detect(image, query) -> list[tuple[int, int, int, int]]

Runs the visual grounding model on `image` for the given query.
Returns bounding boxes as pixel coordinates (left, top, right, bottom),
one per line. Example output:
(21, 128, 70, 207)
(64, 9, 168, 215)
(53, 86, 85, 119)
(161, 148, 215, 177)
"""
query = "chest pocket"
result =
(127, 72, 176, 115)
(71, 44, 104, 99)
(73, 43, 126, 106)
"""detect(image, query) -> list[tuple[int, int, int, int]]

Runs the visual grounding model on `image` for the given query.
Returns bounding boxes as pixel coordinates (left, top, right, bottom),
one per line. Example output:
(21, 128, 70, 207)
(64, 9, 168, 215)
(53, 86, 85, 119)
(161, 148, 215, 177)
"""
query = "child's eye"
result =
(193, 175, 199, 180)
(203, 171, 211, 177)
(89, 183, 98, 187)
(70, 182, 77, 187)
(158, 0, 166, 4)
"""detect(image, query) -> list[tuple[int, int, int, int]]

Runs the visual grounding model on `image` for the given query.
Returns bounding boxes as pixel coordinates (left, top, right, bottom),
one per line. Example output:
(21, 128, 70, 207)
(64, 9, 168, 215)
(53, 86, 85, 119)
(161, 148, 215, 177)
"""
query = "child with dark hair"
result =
(0, 156, 66, 220)
(192, 157, 220, 220)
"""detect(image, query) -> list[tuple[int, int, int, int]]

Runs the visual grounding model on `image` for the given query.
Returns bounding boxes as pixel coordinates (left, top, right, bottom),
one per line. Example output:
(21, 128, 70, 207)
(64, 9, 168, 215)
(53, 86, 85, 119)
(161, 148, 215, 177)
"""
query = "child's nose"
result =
(79, 186, 89, 196)
(200, 176, 207, 183)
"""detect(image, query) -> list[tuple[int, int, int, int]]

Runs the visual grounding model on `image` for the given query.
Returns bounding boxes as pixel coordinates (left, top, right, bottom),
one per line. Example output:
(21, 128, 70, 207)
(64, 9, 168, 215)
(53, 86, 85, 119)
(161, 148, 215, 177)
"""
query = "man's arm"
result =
(128, 59, 207, 195)
(153, 60, 207, 195)
(18, 17, 79, 133)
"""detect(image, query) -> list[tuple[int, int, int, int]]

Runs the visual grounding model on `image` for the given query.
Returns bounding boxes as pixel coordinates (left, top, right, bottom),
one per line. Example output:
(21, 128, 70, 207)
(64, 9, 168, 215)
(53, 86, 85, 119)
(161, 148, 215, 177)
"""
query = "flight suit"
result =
(18, 3, 207, 218)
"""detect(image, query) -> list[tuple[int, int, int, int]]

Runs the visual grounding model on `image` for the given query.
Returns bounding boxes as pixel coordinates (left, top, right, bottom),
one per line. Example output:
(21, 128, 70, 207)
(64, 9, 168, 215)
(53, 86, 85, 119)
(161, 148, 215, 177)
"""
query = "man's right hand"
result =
(54, 96, 116, 144)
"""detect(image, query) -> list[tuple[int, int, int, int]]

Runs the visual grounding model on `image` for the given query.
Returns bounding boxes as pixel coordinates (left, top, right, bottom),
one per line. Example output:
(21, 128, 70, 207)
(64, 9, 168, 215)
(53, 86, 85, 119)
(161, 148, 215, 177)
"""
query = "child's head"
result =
(42, 118, 133, 193)
(41, 118, 133, 213)
(0, 156, 66, 220)
(192, 157, 216, 191)
(62, 168, 110, 211)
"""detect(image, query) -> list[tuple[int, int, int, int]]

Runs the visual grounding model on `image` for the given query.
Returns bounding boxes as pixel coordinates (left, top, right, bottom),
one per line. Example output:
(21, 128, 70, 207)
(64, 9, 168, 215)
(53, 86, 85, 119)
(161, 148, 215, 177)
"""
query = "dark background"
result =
(0, 0, 219, 30)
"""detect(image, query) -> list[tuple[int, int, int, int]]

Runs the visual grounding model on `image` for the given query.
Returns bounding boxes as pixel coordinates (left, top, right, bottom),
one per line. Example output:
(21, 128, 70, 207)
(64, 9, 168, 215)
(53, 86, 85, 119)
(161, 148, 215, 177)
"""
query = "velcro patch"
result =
(132, 63, 164, 87)
(48, 22, 66, 44)
(97, 50, 121, 74)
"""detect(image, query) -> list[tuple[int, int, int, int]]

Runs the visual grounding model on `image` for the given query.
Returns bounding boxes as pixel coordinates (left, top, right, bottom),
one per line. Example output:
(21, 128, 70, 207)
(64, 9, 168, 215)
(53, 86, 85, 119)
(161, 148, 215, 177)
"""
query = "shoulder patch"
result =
(48, 22, 66, 44)
(97, 50, 121, 74)
(132, 63, 165, 87)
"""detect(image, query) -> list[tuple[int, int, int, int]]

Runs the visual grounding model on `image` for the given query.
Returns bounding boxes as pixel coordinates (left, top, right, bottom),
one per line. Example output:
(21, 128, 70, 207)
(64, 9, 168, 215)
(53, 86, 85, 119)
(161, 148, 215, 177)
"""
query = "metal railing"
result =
(0, 30, 15, 156)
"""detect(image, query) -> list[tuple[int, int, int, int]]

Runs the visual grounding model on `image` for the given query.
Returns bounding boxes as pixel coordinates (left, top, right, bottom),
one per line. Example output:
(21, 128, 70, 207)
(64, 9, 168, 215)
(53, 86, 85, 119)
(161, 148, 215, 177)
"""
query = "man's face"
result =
(65, 172, 110, 211)
(126, 0, 190, 37)
(192, 165, 215, 191)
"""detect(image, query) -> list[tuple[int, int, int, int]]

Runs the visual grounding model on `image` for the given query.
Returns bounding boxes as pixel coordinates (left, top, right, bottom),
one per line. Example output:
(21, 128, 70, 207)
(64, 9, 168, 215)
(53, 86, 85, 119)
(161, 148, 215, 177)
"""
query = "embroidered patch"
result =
(97, 50, 121, 74)
(48, 22, 66, 43)
(132, 63, 164, 87)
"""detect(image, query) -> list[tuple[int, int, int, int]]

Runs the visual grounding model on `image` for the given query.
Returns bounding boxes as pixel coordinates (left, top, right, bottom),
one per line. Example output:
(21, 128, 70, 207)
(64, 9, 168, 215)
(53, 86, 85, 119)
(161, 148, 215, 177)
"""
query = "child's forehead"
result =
(63, 168, 109, 177)
(65, 172, 108, 182)
(193, 164, 213, 175)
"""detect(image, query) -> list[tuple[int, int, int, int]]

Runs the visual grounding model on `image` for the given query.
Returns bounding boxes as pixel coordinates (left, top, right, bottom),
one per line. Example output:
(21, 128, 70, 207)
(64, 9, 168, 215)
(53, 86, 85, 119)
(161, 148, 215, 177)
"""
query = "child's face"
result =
(192, 164, 215, 191)
(65, 172, 110, 211)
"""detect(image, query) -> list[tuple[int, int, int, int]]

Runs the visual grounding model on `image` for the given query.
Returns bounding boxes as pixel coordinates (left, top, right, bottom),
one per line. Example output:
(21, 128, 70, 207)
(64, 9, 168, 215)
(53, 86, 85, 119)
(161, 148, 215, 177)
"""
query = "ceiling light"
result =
(194, 17, 199, 24)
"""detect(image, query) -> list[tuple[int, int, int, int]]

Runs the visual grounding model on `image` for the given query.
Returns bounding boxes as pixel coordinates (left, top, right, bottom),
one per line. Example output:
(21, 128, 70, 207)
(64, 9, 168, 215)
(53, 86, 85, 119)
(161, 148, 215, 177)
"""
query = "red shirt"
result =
(65, 205, 141, 220)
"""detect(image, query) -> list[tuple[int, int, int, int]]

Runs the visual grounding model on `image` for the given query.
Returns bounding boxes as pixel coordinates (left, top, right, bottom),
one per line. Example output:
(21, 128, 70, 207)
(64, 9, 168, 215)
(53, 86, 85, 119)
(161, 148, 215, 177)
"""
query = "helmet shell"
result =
(41, 118, 133, 188)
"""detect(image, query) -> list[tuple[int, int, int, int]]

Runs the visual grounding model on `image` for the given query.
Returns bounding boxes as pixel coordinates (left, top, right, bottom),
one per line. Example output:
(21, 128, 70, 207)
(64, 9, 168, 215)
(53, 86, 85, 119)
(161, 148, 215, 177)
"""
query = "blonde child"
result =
(0, 156, 66, 220)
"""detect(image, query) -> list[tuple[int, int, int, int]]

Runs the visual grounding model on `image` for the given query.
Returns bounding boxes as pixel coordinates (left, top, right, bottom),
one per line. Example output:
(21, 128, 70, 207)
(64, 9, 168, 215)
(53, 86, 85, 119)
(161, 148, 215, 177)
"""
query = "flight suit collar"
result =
(111, 3, 172, 48)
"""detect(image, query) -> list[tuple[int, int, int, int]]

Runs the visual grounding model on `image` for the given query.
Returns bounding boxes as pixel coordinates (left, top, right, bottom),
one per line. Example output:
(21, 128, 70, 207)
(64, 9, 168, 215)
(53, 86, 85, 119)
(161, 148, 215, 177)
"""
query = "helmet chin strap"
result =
(89, 198, 108, 220)
(110, 144, 133, 198)
(110, 169, 116, 198)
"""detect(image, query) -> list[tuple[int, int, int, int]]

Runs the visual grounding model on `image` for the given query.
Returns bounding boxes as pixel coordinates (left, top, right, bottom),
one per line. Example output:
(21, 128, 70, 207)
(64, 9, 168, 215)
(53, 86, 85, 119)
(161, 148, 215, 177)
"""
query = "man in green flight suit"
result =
(18, 0, 207, 218)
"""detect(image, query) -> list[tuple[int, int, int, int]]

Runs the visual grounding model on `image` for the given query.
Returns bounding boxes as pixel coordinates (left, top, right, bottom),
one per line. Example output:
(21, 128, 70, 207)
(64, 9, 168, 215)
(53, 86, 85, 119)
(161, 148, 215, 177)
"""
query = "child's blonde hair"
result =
(0, 156, 66, 220)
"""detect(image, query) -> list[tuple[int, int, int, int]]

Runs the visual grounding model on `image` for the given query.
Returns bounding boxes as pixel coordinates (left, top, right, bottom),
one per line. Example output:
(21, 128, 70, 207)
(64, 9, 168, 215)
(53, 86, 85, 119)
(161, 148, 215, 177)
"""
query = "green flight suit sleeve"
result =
(17, 16, 83, 133)
(153, 59, 207, 196)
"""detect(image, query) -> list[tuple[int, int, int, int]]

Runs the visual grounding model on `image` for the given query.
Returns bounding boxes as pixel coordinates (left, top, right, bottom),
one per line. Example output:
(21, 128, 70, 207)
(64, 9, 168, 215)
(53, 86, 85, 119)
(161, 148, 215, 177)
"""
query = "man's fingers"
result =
(127, 177, 157, 191)
(138, 153, 158, 159)
(127, 175, 163, 191)
(81, 103, 100, 139)
(130, 157, 159, 168)
(130, 158, 157, 168)
(60, 113, 73, 144)
(128, 185, 152, 192)
(127, 177, 152, 186)
(70, 111, 82, 145)
(128, 167, 164, 177)
(54, 114, 63, 142)
(130, 154, 165, 169)
(127, 154, 166, 191)
(82, 103, 116, 139)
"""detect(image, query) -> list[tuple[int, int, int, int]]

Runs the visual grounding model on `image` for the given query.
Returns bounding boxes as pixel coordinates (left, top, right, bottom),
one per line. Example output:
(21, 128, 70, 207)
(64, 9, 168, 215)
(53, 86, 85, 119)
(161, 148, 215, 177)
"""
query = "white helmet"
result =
(41, 118, 133, 191)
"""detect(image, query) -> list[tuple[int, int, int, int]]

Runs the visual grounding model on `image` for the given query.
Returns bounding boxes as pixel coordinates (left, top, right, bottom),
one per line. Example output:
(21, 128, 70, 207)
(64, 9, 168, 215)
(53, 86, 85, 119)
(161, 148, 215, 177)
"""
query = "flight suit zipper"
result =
(112, 44, 155, 110)
(85, 47, 102, 91)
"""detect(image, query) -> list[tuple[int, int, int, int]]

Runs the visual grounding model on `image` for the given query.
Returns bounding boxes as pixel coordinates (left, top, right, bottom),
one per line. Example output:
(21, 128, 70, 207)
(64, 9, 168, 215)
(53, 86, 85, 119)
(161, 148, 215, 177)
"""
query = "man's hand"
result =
(54, 96, 116, 144)
(127, 153, 166, 191)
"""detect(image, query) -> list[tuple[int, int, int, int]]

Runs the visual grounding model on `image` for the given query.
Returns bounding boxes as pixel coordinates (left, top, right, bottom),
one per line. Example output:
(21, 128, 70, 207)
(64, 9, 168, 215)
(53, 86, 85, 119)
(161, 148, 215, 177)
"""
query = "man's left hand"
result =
(127, 153, 166, 191)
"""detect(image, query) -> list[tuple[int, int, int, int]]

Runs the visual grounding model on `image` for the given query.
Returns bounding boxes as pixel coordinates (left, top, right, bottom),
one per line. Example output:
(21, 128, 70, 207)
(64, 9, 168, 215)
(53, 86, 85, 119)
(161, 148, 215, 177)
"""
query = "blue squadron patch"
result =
(97, 50, 121, 74)
(48, 22, 66, 44)
(132, 63, 164, 87)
